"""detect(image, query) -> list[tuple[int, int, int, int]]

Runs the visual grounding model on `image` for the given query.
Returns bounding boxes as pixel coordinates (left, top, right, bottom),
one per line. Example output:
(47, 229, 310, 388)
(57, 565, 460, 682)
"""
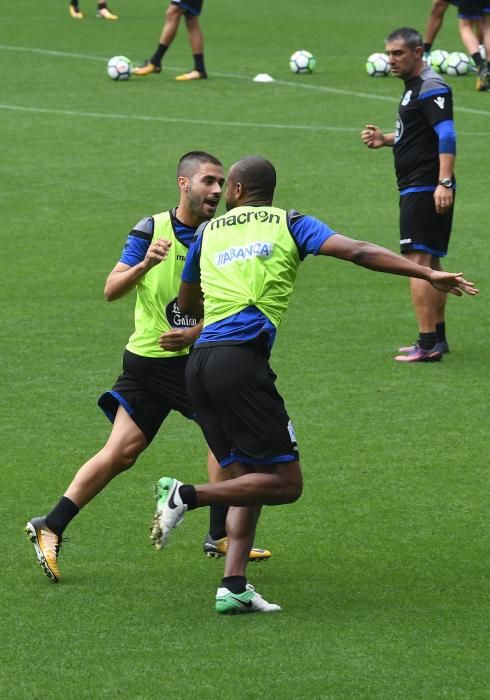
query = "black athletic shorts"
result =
(98, 350, 193, 444)
(171, 0, 203, 16)
(458, 0, 489, 18)
(185, 342, 299, 467)
(399, 190, 454, 257)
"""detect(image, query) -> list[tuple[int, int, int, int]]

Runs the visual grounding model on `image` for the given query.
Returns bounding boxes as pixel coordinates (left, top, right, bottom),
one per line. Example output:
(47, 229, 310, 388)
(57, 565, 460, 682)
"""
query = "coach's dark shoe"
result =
(398, 339, 449, 354)
(394, 343, 442, 363)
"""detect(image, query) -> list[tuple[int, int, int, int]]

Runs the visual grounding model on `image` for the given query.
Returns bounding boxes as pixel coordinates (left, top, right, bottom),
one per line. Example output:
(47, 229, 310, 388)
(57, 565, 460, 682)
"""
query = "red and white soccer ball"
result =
(107, 55, 132, 81)
(445, 51, 470, 76)
(366, 52, 390, 77)
(289, 50, 316, 74)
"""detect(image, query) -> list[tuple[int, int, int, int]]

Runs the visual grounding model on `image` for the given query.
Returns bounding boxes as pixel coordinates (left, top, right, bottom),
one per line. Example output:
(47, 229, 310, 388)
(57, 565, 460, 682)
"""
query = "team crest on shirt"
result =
(394, 115, 404, 144)
(166, 297, 198, 327)
(401, 90, 412, 106)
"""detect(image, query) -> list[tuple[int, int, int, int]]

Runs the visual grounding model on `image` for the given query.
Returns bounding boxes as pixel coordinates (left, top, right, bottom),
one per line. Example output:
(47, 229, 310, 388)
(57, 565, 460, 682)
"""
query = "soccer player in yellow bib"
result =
(151, 155, 478, 615)
(25, 152, 271, 583)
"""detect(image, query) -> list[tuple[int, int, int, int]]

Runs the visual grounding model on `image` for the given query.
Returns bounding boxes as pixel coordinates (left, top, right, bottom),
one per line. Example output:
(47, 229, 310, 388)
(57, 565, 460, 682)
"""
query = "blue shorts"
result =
(458, 0, 490, 18)
(171, 0, 203, 16)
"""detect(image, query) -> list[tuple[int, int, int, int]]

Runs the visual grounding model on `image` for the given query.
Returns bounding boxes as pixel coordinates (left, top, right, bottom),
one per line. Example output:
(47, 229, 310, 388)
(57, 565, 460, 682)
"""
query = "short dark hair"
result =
(386, 27, 423, 51)
(177, 151, 222, 178)
(230, 155, 276, 201)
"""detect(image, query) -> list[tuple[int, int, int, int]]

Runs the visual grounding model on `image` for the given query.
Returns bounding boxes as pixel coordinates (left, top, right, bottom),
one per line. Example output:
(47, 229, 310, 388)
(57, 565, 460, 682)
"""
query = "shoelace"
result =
(41, 529, 66, 557)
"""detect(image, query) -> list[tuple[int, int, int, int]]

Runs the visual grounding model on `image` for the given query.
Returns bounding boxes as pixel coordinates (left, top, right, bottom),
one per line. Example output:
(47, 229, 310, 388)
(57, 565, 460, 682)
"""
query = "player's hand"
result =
(144, 238, 172, 269)
(434, 185, 454, 214)
(360, 124, 385, 149)
(429, 270, 479, 297)
(158, 327, 199, 351)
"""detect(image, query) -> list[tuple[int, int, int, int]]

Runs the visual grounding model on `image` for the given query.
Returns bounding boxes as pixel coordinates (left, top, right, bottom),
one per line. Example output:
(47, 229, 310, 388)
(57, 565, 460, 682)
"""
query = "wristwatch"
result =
(438, 178, 453, 188)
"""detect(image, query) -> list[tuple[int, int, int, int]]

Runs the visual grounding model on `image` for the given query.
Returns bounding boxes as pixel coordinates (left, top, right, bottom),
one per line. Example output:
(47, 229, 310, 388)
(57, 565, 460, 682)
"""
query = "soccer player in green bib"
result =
(151, 155, 478, 614)
(25, 152, 271, 583)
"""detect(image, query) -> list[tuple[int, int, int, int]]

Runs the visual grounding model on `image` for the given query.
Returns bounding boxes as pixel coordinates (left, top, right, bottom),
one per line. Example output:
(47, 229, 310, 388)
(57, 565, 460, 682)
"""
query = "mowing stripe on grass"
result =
(0, 103, 487, 137)
(1, 44, 490, 118)
(0, 103, 362, 132)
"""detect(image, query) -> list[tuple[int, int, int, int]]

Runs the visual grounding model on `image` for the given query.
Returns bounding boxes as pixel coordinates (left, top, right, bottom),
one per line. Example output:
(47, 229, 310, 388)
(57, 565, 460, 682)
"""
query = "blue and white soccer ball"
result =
(445, 51, 470, 76)
(366, 52, 390, 77)
(107, 55, 132, 81)
(289, 50, 316, 74)
(428, 49, 448, 73)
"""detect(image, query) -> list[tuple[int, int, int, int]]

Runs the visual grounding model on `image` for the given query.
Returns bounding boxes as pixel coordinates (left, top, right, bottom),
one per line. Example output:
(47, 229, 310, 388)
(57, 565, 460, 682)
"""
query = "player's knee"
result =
(287, 481, 303, 503)
(280, 476, 303, 503)
(109, 440, 145, 472)
(165, 4, 181, 21)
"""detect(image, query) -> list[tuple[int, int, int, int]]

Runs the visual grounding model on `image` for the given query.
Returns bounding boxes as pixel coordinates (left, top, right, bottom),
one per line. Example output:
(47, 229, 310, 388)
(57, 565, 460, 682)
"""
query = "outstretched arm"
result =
(320, 234, 478, 297)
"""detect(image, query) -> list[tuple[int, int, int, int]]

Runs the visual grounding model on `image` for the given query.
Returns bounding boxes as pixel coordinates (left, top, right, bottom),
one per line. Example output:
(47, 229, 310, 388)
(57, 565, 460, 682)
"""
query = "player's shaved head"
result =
(178, 151, 222, 178)
(228, 156, 276, 203)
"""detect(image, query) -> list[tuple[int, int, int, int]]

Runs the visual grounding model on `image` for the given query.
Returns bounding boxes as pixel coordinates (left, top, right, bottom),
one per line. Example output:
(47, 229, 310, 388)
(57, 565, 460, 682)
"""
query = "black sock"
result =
(222, 575, 247, 594)
(209, 504, 228, 540)
(193, 53, 206, 75)
(46, 496, 79, 537)
(418, 331, 437, 350)
(435, 321, 446, 343)
(423, 43, 432, 54)
(70, 1, 79, 7)
(98, 2, 108, 9)
(179, 484, 197, 510)
(472, 52, 484, 69)
(150, 44, 168, 67)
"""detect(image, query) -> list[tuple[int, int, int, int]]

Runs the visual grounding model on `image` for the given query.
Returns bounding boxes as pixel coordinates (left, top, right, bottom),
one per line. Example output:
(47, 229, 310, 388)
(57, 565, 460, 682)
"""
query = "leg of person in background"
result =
(69, 0, 83, 19)
(423, 0, 450, 57)
(175, 13, 207, 80)
(395, 251, 447, 362)
(96, 0, 118, 20)
(133, 4, 184, 76)
(458, 15, 488, 89)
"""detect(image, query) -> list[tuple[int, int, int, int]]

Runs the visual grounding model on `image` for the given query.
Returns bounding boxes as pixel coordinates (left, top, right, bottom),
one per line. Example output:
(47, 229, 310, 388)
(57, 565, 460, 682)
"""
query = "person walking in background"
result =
(133, 0, 207, 80)
(423, 0, 486, 62)
(25, 152, 270, 584)
(362, 27, 459, 362)
(455, 1, 490, 90)
(150, 155, 477, 616)
(69, 0, 118, 20)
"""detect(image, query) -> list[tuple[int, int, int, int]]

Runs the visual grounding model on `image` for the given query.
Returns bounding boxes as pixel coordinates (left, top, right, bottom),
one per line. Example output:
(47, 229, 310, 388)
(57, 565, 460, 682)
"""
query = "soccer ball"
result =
(289, 50, 316, 74)
(445, 51, 470, 76)
(428, 49, 448, 73)
(366, 53, 390, 77)
(107, 55, 132, 81)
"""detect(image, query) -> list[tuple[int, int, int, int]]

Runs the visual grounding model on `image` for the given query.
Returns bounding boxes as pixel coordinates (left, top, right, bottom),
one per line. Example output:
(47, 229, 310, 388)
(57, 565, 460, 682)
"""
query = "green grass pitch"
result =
(1, 1, 488, 697)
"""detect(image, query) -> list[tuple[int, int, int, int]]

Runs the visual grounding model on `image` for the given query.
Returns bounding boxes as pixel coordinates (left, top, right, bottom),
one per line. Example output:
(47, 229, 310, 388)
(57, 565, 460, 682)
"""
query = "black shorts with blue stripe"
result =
(399, 189, 455, 257)
(98, 350, 193, 444)
(185, 340, 299, 468)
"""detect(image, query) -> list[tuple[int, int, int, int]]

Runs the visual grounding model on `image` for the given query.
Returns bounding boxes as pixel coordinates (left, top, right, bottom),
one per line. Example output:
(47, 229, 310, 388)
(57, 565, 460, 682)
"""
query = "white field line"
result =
(1, 44, 489, 123)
